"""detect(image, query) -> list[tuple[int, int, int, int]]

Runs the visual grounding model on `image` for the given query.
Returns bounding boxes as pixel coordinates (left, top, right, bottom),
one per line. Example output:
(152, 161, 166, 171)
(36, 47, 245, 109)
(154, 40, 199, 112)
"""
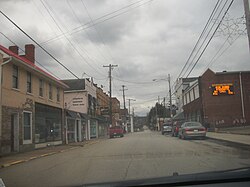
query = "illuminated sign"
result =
(212, 83, 234, 96)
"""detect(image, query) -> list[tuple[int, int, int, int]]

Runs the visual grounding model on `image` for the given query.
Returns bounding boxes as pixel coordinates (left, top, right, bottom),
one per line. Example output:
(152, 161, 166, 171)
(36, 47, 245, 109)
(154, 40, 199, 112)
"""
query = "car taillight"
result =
(200, 128, 206, 132)
(185, 128, 191, 131)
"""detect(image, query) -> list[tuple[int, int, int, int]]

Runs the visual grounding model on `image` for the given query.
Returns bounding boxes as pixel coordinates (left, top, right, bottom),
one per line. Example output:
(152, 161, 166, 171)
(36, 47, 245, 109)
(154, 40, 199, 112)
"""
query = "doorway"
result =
(11, 113, 19, 152)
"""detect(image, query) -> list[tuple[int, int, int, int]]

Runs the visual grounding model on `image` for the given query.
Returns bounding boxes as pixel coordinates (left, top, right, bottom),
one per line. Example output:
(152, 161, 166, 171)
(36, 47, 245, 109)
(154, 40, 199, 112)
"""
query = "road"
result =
(0, 130, 250, 187)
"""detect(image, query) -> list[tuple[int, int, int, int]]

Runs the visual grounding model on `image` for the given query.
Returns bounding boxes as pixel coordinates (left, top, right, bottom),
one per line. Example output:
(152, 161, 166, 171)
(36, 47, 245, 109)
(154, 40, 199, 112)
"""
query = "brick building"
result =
(111, 97, 121, 126)
(0, 44, 67, 155)
(183, 69, 250, 129)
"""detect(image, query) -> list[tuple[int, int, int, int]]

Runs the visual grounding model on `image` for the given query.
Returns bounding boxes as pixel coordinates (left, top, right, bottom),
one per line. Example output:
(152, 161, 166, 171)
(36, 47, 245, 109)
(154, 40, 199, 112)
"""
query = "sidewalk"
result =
(0, 140, 100, 169)
(206, 132, 250, 146)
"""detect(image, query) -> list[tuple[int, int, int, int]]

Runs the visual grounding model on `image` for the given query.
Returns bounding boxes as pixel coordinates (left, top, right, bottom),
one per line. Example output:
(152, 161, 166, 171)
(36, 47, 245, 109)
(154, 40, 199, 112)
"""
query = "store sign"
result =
(72, 97, 84, 106)
(100, 106, 109, 115)
(212, 83, 234, 96)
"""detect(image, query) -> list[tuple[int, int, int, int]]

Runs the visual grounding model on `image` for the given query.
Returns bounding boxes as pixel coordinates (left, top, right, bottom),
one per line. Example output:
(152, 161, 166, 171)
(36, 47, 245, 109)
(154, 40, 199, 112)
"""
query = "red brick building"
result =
(183, 69, 250, 129)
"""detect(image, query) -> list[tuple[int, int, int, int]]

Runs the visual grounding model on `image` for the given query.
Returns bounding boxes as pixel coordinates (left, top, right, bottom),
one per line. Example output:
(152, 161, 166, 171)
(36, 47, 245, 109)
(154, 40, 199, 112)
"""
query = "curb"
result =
(206, 136, 250, 148)
(0, 146, 80, 169)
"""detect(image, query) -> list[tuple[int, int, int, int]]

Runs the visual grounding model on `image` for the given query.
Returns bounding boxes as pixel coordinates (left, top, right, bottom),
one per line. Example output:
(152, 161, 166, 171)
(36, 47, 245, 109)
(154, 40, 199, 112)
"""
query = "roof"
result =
(62, 79, 85, 91)
(0, 45, 68, 88)
(216, 70, 250, 75)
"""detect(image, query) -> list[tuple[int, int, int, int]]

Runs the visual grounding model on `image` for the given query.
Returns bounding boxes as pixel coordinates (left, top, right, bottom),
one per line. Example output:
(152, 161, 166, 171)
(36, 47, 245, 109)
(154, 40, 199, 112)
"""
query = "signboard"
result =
(212, 83, 234, 96)
(100, 106, 109, 115)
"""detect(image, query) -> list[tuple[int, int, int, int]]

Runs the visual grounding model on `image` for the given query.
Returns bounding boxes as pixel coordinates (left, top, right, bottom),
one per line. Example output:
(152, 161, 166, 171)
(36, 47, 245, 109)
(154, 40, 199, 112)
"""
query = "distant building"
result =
(62, 78, 98, 140)
(95, 85, 109, 137)
(183, 69, 250, 129)
(175, 77, 198, 114)
(0, 44, 68, 154)
(111, 97, 121, 126)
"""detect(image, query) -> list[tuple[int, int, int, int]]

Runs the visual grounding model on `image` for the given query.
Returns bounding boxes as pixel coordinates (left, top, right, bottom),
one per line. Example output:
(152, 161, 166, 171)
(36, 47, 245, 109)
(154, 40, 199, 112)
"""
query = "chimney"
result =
(25, 44, 35, 64)
(9, 46, 19, 55)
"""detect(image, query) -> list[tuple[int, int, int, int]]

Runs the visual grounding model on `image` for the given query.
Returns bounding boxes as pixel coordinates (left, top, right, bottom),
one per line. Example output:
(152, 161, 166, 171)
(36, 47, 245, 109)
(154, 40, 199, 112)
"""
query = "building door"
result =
(11, 113, 19, 152)
(76, 120, 81, 142)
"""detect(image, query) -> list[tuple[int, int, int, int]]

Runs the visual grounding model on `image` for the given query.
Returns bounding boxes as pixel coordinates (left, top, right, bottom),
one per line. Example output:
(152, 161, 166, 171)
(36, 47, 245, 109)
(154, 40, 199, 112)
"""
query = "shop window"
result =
(35, 103, 62, 143)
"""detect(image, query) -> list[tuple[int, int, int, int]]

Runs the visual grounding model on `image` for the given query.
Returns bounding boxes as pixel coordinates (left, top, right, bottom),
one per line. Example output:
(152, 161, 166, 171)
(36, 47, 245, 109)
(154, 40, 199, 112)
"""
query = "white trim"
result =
(23, 111, 32, 144)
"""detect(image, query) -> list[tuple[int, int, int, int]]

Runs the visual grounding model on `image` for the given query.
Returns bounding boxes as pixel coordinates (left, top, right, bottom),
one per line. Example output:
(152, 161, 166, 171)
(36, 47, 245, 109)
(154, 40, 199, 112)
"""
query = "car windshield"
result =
(0, 0, 250, 187)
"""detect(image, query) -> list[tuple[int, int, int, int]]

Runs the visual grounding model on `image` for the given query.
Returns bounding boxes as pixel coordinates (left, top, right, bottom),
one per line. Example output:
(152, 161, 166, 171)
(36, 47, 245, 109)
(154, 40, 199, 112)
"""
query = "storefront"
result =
(90, 119, 98, 139)
(96, 116, 108, 138)
(35, 103, 63, 148)
(66, 110, 87, 143)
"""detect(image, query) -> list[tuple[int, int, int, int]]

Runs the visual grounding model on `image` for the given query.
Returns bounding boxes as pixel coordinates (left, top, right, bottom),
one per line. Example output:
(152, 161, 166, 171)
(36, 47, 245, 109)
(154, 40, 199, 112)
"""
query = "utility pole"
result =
(103, 64, 118, 126)
(168, 74, 172, 118)
(127, 98, 136, 132)
(120, 85, 128, 109)
(244, 0, 250, 52)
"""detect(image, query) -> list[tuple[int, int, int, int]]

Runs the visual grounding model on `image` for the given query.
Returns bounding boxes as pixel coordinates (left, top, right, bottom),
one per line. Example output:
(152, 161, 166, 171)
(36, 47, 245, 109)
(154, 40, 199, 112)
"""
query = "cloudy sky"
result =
(0, 0, 249, 115)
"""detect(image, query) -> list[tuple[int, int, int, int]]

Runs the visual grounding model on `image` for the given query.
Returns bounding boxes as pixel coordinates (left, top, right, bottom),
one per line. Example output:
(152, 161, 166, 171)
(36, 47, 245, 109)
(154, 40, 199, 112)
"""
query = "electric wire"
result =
(0, 10, 79, 79)
(185, 0, 235, 78)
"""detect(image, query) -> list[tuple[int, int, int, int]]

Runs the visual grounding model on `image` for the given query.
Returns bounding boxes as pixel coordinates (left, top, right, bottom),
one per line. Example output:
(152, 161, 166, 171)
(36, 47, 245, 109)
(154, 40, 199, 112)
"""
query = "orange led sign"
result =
(212, 84, 234, 96)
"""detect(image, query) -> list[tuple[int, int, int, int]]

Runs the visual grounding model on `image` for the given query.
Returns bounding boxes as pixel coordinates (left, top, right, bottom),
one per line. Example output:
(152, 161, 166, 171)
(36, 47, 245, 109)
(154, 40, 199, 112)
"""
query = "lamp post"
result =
(153, 74, 172, 119)
(127, 98, 136, 132)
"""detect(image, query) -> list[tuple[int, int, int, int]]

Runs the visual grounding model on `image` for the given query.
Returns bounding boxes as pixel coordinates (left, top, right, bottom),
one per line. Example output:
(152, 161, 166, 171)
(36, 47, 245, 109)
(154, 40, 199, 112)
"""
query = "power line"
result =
(81, 0, 114, 63)
(0, 32, 61, 80)
(185, 0, 235, 78)
(0, 10, 79, 79)
(182, 0, 228, 78)
(171, 0, 222, 92)
(40, 0, 154, 45)
(40, 0, 107, 77)
(176, 0, 221, 80)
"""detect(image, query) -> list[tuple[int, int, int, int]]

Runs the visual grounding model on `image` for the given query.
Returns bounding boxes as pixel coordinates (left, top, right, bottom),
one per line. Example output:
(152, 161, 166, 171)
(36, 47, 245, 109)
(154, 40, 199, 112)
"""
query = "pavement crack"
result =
(123, 158, 133, 180)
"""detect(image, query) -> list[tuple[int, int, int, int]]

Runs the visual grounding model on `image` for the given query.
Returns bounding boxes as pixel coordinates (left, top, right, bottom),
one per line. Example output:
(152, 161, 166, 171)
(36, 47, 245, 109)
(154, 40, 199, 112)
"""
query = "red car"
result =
(109, 126, 124, 138)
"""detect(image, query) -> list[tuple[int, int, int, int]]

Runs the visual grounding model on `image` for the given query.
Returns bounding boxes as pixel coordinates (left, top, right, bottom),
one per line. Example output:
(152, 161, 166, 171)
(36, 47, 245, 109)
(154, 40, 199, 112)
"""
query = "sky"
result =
(0, 0, 249, 116)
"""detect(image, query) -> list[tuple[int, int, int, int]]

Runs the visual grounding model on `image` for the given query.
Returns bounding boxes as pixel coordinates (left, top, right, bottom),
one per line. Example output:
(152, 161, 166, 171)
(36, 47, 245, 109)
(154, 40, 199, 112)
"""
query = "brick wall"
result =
(200, 70, 250, 128)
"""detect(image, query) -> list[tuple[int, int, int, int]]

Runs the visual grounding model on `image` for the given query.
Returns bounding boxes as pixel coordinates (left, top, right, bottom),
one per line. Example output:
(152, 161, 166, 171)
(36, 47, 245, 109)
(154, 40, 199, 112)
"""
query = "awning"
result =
(172, 112, 185, 120)
(66, 110, 79, 118)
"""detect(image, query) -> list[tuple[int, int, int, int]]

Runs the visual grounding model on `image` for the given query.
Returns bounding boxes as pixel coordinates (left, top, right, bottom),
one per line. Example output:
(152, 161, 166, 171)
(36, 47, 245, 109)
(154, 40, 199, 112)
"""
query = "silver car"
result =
(178, 122, 206, 139)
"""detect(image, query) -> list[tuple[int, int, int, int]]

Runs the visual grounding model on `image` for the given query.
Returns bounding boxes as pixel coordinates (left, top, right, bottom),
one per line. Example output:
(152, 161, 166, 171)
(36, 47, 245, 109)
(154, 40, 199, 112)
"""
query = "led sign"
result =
(212, 83, 234, 96)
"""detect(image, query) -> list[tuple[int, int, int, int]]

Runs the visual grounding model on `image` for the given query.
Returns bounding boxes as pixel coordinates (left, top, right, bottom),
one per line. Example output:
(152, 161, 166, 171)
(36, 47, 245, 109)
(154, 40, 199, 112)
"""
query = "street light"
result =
(152, 74, 173, 118)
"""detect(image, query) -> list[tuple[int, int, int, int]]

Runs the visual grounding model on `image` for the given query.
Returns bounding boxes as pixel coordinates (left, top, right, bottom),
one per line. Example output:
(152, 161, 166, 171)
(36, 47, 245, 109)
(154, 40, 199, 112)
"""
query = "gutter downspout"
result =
(239, 72, 245, 120)
(0, 56, 12, 152)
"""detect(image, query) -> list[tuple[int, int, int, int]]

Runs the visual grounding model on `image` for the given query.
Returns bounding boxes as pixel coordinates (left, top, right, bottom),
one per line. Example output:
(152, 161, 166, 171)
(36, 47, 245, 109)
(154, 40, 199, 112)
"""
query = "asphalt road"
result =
(0, 130, 250, 187)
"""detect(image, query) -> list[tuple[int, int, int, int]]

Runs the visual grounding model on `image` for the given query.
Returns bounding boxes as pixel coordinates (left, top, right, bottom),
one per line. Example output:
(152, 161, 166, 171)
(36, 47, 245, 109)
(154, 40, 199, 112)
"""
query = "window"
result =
(23, 112, 32, 144)
(49, 83, 53, 100)
(56, 87, 60, 102)
(39, 79, 44, 97)
(12, 65, 18, 89)
(27, 72, 32, 93)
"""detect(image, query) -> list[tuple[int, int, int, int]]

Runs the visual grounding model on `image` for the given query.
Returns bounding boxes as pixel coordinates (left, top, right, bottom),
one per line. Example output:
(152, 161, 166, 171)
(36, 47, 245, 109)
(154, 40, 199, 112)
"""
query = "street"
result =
(0, 130, 250, 187)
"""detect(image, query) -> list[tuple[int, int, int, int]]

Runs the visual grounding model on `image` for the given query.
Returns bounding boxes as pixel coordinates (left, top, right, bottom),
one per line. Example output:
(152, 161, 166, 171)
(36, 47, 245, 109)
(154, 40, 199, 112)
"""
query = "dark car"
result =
(161, 123, 172, 135)
(178, 121, 206, 139)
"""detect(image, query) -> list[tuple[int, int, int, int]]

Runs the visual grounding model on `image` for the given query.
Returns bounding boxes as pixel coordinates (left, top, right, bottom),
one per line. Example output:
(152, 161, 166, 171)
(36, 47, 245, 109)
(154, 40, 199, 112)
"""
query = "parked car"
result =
(171, 121, 183, 137)
(109, 126, 124, 138)
(178, 122, 206, 139)
(161, 123, 172, 135)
